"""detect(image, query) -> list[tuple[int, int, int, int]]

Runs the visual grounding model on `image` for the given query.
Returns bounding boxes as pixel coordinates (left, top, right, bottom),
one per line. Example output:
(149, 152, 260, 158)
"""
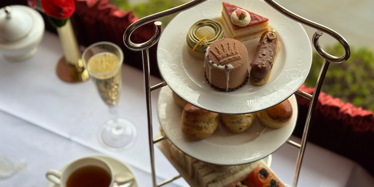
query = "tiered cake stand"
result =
(123, 0, 350, 186)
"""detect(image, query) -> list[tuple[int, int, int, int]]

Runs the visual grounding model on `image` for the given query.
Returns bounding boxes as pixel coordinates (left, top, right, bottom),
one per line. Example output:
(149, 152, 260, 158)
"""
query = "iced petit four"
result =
(186, 19, 225, 60)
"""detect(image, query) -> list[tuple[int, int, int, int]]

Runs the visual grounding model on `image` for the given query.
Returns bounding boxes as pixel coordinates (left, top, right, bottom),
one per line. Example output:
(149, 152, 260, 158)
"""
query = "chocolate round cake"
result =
(204, 38, 249, 91)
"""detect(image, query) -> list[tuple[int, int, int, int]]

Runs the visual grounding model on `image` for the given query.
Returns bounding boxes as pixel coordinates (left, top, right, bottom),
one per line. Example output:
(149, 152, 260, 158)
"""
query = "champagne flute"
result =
(82, 41, 136, 150)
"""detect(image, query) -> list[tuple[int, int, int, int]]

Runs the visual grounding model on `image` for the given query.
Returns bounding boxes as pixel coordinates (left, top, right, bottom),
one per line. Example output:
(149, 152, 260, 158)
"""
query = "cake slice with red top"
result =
(221, 1, 269, 41)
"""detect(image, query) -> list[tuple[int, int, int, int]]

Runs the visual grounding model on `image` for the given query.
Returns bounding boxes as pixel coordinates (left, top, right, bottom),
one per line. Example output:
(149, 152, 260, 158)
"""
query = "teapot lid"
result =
(0, 6, 33, 42)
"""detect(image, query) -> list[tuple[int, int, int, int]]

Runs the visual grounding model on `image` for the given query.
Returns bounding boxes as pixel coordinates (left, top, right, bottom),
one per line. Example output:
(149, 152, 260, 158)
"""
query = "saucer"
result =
(47, 155, 138, 187)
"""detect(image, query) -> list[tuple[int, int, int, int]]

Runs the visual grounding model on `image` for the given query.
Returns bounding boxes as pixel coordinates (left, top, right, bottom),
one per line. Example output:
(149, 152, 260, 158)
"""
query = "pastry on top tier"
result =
(186, 19, 225, 60)
(250, 31, 280, 86)
(221, 2, 269, 41)
(204, 38, 249, 92)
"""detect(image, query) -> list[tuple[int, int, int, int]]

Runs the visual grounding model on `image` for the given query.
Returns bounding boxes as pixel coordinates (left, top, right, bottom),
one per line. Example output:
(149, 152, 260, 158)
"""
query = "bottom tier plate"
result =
(157, 137, 287, 187)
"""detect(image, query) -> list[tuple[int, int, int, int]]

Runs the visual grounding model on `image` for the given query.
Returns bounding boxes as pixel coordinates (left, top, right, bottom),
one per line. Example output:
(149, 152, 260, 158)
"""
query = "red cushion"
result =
(73, 0, 160, 76)
(298, 84, 374, 133)
(296, 84, 374, 175)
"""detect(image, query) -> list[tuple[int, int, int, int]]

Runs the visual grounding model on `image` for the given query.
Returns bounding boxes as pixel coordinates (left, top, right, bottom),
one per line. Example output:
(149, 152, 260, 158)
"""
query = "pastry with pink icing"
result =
(221, 2, 269, 41)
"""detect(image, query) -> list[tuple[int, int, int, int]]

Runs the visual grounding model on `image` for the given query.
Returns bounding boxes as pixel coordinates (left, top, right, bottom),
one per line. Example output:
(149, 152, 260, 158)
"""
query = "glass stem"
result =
(108, 105, 122, 134)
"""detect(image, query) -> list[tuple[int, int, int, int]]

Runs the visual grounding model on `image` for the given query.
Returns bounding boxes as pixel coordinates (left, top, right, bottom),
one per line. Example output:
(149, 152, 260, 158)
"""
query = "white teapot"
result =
(0, 5, 44, 62)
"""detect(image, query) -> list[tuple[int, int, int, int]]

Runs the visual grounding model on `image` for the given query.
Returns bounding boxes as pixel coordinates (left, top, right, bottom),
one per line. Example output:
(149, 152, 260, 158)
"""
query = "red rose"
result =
(41, 0, 76, 19)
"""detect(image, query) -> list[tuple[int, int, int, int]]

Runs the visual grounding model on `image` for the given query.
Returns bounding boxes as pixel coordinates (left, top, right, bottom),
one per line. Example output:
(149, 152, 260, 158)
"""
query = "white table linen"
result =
(0, 32, 372, 187)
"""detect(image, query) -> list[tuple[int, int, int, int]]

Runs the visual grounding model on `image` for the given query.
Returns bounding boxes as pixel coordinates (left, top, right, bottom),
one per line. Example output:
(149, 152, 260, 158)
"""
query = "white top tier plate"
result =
(157, 0, 312, 114)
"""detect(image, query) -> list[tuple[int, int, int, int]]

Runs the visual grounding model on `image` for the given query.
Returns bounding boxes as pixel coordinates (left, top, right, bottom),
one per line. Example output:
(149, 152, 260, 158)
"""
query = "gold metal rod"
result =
(157, 175, 182, 187)
(142, 48, 157, 187)
(151, 81, 167, 92)
(153, 136, 166, 144)
(287, 139, 301, 148)
(292, 60, 331, 187)
(295, 90, 312, 100)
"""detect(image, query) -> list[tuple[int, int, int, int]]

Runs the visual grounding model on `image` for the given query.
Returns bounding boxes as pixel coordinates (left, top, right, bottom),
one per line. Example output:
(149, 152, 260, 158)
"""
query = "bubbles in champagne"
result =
(87, 53, 122, 106)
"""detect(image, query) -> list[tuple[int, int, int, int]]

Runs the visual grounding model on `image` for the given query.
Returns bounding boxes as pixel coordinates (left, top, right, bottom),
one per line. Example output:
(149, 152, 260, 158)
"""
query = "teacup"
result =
(46, 156, 132, 187)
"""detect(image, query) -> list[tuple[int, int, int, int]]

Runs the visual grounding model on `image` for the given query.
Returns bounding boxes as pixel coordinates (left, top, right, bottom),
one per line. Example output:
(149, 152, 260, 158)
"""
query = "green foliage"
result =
(110, 0, 186, 27)
(110, 0, 130, 8)
(305, 43, 374, 112)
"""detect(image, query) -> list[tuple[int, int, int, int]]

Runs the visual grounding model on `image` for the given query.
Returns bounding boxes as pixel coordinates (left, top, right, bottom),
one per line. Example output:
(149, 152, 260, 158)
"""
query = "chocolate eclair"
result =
(250, 31, 279, 86)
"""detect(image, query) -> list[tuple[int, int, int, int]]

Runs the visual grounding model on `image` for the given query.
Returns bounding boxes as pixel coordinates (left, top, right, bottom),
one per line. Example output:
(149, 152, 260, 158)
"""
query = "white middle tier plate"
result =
(157, 0, 312, 114)
(157, 86, 298, 165)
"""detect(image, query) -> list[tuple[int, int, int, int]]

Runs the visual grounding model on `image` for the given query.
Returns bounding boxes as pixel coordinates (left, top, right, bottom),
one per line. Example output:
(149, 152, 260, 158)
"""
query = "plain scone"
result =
(182, 103, 219, 140)
(220, 113, 255, 133)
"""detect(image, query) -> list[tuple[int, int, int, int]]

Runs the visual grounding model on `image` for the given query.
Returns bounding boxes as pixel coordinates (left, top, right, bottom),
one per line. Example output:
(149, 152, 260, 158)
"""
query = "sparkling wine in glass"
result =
(82, 41, 136, 150)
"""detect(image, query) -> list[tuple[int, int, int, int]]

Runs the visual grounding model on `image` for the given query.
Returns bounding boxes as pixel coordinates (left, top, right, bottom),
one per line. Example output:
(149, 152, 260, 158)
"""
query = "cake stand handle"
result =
(123, 1, 207, 187)
(264, 0, 350, 63)
(264, 1, 350, 187)
(123, 0, 207, 52)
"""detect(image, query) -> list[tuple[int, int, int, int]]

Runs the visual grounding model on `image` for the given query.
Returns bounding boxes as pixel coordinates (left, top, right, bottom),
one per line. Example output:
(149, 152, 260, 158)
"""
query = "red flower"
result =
(41, 0, 76, 19)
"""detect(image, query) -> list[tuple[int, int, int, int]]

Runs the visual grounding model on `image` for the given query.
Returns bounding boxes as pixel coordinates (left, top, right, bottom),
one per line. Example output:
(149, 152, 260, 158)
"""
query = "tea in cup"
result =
(46, 156, 132, 187)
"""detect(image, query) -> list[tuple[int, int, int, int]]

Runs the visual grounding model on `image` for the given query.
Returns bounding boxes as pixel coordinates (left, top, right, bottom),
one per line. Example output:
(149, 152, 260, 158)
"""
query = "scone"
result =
(256, 99, 292, 128)
(220, 113, 255, 133)
(181, 103, 219, 140)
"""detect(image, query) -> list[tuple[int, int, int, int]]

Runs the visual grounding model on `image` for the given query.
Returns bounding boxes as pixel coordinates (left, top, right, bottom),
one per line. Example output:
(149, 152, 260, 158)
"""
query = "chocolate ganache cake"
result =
(204, 38, 249, 91)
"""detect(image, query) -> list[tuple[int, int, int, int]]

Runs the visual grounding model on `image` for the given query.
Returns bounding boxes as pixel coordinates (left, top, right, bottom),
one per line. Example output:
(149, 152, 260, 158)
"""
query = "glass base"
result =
(98, 118, 137, 151)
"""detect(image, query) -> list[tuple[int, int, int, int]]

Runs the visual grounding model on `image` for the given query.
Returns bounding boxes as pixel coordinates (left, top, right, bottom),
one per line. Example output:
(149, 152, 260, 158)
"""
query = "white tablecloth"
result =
(0, 32, 372, 187)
